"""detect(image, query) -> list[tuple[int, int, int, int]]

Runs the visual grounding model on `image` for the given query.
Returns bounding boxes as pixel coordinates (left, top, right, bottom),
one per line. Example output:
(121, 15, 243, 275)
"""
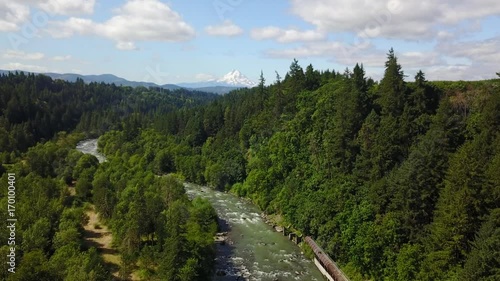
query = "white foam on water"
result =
(231, 256, 244, 263)
(76, 139, 106, 163)
(182, 183, 328, 281)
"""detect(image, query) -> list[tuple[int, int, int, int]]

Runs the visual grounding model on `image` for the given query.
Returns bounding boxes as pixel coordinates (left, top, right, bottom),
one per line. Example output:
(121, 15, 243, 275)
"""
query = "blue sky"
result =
(1, 0, 499, 84)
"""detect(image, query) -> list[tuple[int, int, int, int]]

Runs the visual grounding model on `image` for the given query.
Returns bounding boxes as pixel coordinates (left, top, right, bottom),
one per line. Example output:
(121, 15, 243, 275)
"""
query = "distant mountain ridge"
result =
(45, 72, 183, 90)
(0, 69, 256, 94)
(0, 70, 182, 91)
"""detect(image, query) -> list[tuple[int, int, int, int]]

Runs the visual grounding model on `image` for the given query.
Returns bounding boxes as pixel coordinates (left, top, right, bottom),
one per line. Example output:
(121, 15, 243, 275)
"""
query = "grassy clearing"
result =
(83, 205, 124, 279)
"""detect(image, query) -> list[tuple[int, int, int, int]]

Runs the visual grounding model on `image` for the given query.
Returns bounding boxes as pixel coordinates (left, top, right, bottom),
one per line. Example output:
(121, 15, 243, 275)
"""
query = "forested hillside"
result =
(96, 130, 218, 280)
(0, 73, 218, 280)
(1, 49, 499, 280)
(0, 71, 216, 154)
(112, 49, 498, 280)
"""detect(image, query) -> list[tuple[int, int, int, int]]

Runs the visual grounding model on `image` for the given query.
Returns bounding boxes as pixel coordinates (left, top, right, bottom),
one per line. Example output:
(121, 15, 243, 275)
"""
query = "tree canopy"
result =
(1, 50, 499, 280)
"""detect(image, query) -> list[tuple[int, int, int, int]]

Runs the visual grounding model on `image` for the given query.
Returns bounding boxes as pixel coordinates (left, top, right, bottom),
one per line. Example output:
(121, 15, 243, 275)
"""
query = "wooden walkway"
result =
(304, 236, 350, 281)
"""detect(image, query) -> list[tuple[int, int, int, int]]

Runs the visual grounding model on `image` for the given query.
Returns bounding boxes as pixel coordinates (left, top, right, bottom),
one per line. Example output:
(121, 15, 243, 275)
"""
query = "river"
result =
(76, 139, 106, 163)
(76, 139, 325, 281)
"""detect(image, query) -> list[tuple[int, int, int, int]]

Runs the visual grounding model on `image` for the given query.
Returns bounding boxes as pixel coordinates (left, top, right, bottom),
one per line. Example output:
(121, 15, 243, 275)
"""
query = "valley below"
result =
(77, 139, 324, 280)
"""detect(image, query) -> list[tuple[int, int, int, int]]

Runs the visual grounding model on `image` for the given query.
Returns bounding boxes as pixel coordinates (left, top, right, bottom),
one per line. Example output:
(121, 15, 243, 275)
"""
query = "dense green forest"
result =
(0, 74, 218, 280)
(1, 49, 500, 280)
(95, 49, 497, 280)
(93, 132, 218, 280)
(0, 71, 216, 154)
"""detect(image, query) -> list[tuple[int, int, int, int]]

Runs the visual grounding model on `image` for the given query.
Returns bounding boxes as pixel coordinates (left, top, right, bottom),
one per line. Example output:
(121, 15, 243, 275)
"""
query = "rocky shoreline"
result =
(261, 213, 303, 245)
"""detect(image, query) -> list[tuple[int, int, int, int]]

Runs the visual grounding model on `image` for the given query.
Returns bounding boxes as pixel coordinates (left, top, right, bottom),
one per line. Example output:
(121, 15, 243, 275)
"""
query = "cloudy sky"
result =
(0, 0, 499, 84)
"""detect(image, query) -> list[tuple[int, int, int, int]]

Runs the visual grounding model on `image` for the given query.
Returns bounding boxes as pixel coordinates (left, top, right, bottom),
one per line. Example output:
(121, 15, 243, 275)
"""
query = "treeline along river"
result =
(76, 139, 325, 281)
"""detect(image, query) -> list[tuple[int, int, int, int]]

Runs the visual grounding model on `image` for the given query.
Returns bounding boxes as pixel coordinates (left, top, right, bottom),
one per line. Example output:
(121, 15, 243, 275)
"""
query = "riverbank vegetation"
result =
(93, 134, 218, 280)
(0, 133, 112, 281)
(0, 74, 218, 280)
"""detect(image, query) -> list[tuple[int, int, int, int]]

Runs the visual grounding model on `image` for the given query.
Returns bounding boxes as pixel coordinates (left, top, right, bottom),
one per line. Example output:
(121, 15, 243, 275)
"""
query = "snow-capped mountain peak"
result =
(216, 70, 257, 87)
(176, 70, 257, 93)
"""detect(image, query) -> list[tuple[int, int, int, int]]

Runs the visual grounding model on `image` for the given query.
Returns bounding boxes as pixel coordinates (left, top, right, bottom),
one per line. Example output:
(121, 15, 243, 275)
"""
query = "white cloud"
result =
(46, 17, 93, 38)
(399, 51, 445, 68)
(1, 62, 48, 72)
(3, 49, 45, 60)
(39, 0, 95, 16)
(264, 42, 459, 79)
(425, 36, 500, 80)
(424, 64, 492, 81)
(52, 55, 71, 61)
(0, 0, 96, 32)
(264, 40, 373, 63)
(251, 26, 281, 40)
(205, 20, 243, 37)
(289, 0, 500, 40)
(439, 37, 500, 63)
(99, 0, 194, 42)
(116, 41, 137, 51)
(0, 2, 30, 31)
(251, 26, 325, 43)
(437, 31, 454, 40)
(45, 0, 195, 49)
(195, 73, 216, 81)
